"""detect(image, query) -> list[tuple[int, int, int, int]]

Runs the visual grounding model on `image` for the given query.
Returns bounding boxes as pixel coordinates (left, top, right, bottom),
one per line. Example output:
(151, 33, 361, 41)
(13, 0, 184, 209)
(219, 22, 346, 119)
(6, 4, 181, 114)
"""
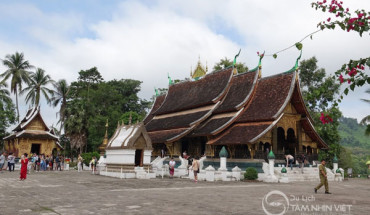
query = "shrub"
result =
(81, 152, 100, 166)
(244, 167, 258, 180)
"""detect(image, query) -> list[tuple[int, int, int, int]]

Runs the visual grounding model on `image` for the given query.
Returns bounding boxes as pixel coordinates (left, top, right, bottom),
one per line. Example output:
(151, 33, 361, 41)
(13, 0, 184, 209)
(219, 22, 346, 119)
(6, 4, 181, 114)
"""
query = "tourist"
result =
(0, 152, 5, 173)
(285, 154, 294, 170)
(299, 153, 306, 173)
(192, 156, 199, 183)
(56, 155, 61, 171)
(61, 155, 65, 171)
(7, 152, 15, 172)
(20, 153, 28, 180)
(90, 156, 96, 174)
(314, 159, 331, 194)
(77, 154, 83, 172)
(35, 153, 41, 172)
(169, 157, 175, 178)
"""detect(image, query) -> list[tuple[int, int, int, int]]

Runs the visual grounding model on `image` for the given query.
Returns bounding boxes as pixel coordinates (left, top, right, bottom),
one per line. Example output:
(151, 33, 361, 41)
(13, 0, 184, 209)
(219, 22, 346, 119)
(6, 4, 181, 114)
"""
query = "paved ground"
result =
(0, 170, 369, 215)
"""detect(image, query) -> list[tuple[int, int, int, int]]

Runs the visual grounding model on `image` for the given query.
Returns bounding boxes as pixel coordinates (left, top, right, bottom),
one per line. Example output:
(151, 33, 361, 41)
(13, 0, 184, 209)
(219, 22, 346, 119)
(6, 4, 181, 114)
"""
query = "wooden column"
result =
(296, 121, 303, 153)
(272, 127, 278, 154)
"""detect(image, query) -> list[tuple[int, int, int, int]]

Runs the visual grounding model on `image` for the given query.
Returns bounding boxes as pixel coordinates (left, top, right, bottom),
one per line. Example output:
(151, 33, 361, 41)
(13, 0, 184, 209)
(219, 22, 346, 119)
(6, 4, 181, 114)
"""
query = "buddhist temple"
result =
(144, 55, 327, 166)
(105, 121, 153, 171)
(3, 106, 62, 157)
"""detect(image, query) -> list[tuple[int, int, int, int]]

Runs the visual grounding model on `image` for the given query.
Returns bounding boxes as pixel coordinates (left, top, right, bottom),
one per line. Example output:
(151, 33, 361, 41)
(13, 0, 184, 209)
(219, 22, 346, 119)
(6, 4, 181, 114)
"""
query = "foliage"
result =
(0, 52, 33, 122)
(119, 111, 143, 125)
(0, 81, 16, 149)
(360, 89, 370, 136)
(81, 152, 100, 166)
(63, 67, 151, 153)
(299, 57, 342, 168)
(311, 1, 370, 101)
(20, 68, 55, 106)
(244, 167, 258, 180)
(338, 117, 370, 175)
(50, 79, 70, 132)
(213, 57, 249, 74)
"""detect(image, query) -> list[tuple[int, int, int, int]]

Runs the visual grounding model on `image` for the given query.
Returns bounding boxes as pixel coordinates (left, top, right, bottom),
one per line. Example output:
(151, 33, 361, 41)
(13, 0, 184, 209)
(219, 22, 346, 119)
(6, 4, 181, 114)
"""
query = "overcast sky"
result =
(0, 0, 369, 129)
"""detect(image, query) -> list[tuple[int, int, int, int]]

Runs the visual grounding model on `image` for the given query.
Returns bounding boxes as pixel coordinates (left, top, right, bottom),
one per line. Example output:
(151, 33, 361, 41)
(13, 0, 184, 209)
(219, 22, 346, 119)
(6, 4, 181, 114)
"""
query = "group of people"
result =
(0, 152, 15, 172)
(168, 151, 200, 183)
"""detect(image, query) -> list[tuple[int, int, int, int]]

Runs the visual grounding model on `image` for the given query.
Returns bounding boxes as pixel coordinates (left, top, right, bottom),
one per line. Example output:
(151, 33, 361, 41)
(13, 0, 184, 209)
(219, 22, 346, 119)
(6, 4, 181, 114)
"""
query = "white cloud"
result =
(0, 0, 369, 129)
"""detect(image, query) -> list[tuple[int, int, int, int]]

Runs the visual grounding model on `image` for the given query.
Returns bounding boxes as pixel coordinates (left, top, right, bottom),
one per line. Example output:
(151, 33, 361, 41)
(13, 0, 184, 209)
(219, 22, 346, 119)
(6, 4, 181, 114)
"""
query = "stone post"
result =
(265, 150, 278, 182)
(205, 165, 215, 182)
(333, 154, 338, 173)
(232, 166, 241, 181)
(218, 146, 228, 171)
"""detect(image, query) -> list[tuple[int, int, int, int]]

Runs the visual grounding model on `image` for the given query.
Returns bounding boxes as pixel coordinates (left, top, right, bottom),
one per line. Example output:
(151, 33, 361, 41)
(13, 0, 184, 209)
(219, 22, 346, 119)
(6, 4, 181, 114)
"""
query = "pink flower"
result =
(358, 13, 364, 18)
(339, 74, 344, 83)
(327, 17, 331, 22)
(257, 52, 259, 56)
(323, 0, 327, 3)
(347, 79, 351, 84)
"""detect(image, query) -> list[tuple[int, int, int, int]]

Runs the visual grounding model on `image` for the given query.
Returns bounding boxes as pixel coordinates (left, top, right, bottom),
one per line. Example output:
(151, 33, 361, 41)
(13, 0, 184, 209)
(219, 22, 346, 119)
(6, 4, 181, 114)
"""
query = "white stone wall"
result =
(106, 149, 135, 164)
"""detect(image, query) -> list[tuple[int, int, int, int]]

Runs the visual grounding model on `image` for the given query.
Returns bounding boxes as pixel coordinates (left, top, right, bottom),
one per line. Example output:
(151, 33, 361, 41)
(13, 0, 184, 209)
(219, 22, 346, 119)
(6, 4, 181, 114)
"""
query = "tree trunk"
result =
(15, 88, 20, 123)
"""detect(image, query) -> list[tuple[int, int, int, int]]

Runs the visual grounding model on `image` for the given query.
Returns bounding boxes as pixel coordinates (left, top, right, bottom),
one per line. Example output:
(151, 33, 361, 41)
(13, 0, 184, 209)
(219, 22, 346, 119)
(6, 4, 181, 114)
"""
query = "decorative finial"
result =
(117, 121, 120, 127)
(294, 50, 303, 71)
(105, 119, 108, 128)
(206, 61, 208, 72)
(129, 113, 132, 125)
(154, 87, 159, 97)
(168, 73, 173, 85)
(233, 49, 241, 66)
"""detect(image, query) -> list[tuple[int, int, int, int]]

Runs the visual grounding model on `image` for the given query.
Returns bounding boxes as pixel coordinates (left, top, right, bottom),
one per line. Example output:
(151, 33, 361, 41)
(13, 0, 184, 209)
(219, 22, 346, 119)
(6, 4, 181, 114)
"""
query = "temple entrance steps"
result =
(274, 166, 335, 182)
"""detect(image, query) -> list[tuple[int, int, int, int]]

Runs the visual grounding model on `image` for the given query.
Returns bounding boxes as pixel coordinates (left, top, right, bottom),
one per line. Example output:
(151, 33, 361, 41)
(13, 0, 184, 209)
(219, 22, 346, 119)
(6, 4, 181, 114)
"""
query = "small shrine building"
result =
(143, 55, 327, 163)
(3, 106, 62, 157)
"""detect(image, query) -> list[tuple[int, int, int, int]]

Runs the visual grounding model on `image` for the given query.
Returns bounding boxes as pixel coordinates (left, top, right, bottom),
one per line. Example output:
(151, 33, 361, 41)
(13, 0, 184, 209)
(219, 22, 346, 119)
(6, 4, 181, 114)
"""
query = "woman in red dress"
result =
(20, 153, 28, 180)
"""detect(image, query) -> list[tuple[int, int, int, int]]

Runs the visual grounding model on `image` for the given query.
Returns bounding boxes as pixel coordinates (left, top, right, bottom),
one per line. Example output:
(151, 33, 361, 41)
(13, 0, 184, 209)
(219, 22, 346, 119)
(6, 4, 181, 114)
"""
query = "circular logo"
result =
(262, 190, 289, 215)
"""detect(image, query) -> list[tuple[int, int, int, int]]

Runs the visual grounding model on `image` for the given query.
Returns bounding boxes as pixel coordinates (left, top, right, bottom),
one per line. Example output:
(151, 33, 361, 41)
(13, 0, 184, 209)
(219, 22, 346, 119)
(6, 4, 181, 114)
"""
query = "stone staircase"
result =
(274, 166, 335, 182)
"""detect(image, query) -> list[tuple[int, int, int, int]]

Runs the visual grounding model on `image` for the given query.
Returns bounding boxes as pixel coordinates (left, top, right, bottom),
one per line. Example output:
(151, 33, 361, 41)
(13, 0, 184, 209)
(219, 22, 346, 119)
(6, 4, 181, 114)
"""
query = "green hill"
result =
(338, 117, 370, 175)
(338, 117, 370, 156)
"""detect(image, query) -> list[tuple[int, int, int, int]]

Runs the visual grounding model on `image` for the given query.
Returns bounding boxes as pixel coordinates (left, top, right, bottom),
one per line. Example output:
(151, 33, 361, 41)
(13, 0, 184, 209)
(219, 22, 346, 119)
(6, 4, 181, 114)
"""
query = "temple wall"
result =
(6, 138, 58, 157)
(106, 149, 136, 164)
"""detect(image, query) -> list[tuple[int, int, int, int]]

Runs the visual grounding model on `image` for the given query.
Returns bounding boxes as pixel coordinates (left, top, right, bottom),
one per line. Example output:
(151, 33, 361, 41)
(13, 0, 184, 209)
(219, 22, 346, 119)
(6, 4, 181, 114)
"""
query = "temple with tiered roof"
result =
(3, 106, 62, 157)
(143, 54, 327, 164)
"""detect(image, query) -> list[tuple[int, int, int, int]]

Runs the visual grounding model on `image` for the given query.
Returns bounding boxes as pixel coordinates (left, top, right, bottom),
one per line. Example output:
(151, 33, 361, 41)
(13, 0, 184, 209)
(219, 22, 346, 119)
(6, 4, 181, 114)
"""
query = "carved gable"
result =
(26, 115, 47, 131)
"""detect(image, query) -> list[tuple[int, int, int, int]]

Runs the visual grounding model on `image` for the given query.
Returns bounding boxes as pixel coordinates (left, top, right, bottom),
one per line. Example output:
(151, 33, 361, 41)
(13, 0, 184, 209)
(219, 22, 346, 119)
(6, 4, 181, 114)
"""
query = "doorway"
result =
(31, 144, 41, 155)
(135, 149, 143, 167)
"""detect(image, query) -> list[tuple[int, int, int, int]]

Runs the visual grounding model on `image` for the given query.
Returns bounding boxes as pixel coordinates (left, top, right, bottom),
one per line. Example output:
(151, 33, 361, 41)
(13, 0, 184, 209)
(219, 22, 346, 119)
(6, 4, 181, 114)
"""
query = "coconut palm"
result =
(20, 68, 54, 107)
(50, 79, 70, 131)
(1, 52, 33, 122)
(360, 88, 370, 136)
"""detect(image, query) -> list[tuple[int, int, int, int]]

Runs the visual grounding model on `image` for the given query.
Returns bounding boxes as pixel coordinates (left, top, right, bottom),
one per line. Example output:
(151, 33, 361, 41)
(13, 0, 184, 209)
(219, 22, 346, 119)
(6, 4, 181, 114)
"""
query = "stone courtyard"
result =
(0, 170, 369, 215)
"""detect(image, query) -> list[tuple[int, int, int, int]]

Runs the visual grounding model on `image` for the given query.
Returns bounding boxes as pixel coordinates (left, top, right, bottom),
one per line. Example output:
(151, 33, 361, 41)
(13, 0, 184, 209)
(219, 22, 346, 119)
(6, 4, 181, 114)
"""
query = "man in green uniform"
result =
(315, 159, 331, 194)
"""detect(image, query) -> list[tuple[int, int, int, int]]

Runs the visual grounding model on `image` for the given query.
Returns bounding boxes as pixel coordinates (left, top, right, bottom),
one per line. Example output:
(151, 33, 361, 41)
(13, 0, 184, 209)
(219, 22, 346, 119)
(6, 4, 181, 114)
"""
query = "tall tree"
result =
(299, 57, 342, 167)
(0, 81, 16, 149)
(360, 88, 370, 136)
(213, 57, 249, 74)
(0, 52, 33, 122)
(50, 79, 70, 132)
(20, 68, 55, 106)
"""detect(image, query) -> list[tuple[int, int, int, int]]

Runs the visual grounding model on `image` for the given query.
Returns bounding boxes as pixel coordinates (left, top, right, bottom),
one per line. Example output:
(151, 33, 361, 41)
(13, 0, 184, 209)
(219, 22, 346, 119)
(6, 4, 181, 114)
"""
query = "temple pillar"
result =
(272, 127, 278, 154)
(296, 121, 303, 153)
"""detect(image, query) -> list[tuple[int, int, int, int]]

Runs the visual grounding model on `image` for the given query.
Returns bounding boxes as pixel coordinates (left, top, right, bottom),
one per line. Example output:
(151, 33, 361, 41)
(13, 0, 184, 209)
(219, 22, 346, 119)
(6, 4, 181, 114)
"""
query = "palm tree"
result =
(1, 52, 33, 122)
(20, 68, 54, 107)
(50, 79, 70, 132)
(360, 88, 370, 136)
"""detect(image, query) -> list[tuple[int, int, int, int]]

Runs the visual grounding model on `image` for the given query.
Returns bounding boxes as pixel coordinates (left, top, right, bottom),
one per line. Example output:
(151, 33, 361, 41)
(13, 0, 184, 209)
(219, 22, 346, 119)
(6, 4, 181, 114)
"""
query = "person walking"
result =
(192, 156, 199, 183)
(285, 154, 294, 170)
(0, 152, 5, 173)
(314, 159, 331, 194)
(7, 152, 15, 172)
(20, 153, 29, 180)
(90, 156, 96, 174)
(169, 157, 175, 179)
(77, 154, 83, 172)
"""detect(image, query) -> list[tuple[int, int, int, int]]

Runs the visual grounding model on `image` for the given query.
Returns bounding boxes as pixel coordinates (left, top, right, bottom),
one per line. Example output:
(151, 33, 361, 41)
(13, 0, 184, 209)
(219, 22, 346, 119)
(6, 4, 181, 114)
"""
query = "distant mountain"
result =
(338, 117, 370, 155)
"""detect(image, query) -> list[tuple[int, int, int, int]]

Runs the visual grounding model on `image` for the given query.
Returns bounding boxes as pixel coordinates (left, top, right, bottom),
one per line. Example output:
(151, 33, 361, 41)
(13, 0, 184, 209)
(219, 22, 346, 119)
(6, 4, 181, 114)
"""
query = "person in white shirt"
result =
(0, 152, 5, 173)
(169, 158, 176, 178)
(7, 152, 15, 172)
